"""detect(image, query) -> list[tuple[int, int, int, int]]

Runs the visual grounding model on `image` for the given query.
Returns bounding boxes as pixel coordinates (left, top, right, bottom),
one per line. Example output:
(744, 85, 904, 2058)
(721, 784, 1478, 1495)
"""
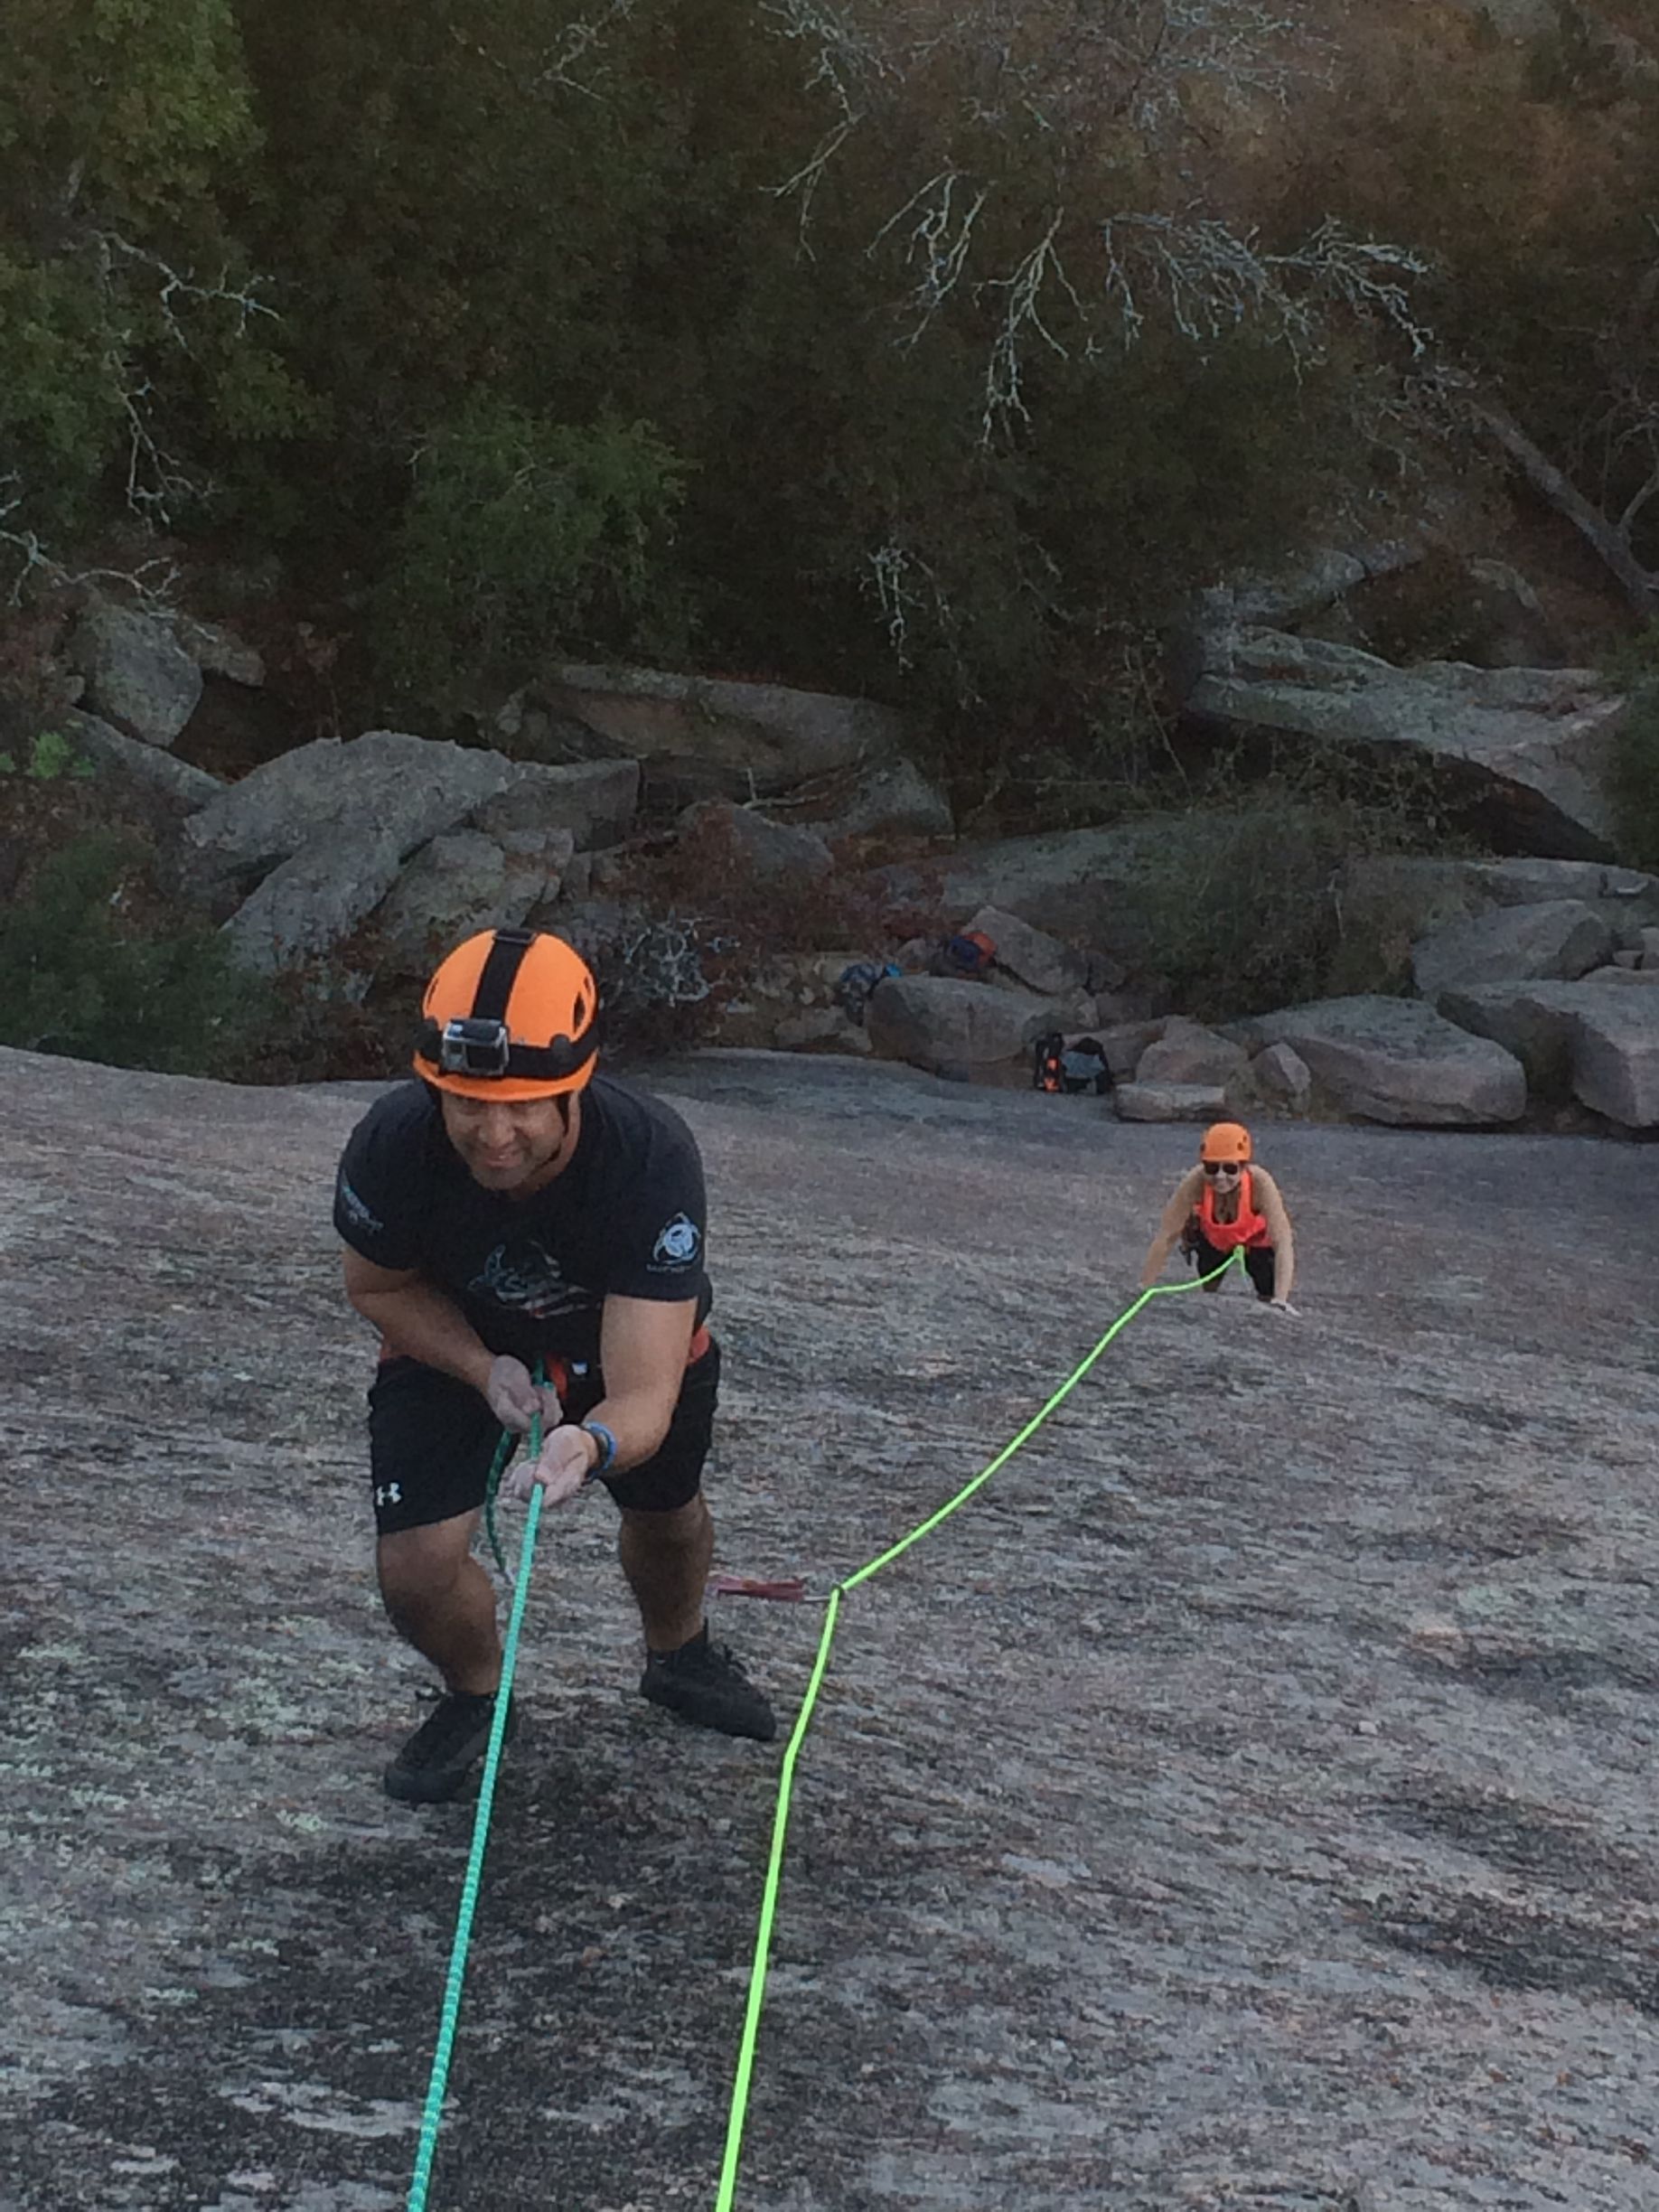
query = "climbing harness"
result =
(402, 1254, 1243, 2211)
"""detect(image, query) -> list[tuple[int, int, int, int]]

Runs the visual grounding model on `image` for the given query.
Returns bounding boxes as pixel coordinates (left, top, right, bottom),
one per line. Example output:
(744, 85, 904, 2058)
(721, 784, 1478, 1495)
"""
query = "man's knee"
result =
(620, 1495, 710, 1558)
(377, 1517, 477, 1623)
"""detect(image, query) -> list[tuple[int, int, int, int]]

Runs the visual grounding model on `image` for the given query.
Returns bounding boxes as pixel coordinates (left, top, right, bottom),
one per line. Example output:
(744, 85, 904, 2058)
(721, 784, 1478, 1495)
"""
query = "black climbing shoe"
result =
(383, 1689, 516, 1804)
(641, 1631, 776, 1742)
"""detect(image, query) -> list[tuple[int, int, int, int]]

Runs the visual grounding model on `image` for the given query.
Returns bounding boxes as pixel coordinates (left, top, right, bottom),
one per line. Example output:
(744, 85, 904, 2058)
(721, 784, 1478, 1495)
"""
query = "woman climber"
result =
(1139, 1121, 1298, 1314)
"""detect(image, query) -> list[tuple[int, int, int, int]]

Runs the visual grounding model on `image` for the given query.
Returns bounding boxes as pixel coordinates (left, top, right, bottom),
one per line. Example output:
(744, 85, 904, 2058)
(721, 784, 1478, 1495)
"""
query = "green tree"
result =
(0, 0, 304, 556)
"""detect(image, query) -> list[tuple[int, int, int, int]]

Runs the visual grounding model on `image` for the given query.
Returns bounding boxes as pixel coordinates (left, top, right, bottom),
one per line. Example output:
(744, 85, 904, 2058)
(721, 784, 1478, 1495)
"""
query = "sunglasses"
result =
(1203, 1160, 1243, 1176)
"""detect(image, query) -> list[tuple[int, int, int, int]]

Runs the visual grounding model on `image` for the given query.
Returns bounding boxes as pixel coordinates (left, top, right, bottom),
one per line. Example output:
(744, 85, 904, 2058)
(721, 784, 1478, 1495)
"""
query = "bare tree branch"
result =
(1467, 392, 1659, 618)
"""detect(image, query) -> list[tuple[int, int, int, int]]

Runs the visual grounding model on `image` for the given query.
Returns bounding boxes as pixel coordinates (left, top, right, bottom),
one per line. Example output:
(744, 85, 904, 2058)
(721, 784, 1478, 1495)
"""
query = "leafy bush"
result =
(372, 398, 689, 700)
(1126, 753, 1479, 1019)
(0, 831, 268, 1074)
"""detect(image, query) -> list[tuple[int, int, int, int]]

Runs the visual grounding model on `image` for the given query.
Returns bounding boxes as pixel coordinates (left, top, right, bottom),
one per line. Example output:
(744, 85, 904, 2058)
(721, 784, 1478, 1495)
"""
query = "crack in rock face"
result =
(4, 1044, 1659, 2209)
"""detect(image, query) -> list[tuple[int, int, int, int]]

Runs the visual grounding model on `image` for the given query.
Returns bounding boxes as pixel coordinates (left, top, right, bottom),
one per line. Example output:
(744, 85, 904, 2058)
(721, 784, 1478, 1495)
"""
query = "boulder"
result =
(57, 708, 223, 808)
(1443, 974, 1659, 1124)
(1640, 927, 1659, 970)
(1248, 995, 1527, 1126)
(1184, 540, 1423, 633)
(880, 812, 1255, 961)
(222, 827, 406, 973)
(172, 615, 265, 688)
(1570, 991, 1659, 1128)
(185, 731, 519, 878)
(539, 662, 909, 785)
(815, 755, 952, 842)
(469, 758, 640, 851)
(865, 975, 1058, 1072)
(1341, 855, 1659, 942)
(1410, 899, 1616, 999)
(1135, 1017, 1250, 1087)
(1114, 1083, 1229, 1122)
(677, 799, 833, 884)
(1184, 629, 1624, 858)
(1096, 1017, 1172, 1081)
(961, 905, 1091, 999)
(65, 598, 202, 748)
(370, 827, 575, 971)
(1253, 1042, 1313, 1108)
(773, 1007, 871, 1054)
(1434, 979, 1590, 1093)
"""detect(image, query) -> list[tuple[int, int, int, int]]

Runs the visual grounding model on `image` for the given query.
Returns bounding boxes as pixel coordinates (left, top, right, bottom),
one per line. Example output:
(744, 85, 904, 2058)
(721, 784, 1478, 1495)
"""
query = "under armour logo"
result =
(375, 1483, 402, 1507)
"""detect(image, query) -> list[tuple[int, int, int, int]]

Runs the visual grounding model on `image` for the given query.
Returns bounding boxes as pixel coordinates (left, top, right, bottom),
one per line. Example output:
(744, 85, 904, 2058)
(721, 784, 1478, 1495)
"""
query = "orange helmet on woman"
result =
(1199, 1120, 1252, 1165)
(414, 927, 599, 1101)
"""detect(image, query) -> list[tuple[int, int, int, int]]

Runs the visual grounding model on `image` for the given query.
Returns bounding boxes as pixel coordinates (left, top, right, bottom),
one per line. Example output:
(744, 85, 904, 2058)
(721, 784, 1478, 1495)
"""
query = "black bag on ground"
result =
(1034, 1033, 1111, 1095)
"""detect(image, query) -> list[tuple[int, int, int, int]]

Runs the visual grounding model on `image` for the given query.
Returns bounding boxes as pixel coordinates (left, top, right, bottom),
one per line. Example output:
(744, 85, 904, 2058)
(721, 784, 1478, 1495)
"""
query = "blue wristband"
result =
(580, 1420, 618, 1478)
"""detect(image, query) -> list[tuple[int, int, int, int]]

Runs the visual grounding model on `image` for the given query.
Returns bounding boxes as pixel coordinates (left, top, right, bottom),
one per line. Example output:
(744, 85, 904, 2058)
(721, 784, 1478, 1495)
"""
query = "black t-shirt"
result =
(333, 1076, 711, 1367)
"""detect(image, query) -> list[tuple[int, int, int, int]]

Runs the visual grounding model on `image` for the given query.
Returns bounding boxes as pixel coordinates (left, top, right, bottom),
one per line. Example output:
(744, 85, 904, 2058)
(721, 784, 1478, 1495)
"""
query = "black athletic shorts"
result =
(367, 1339, 721, 1535)
(1187, 1227, 1275, 1301)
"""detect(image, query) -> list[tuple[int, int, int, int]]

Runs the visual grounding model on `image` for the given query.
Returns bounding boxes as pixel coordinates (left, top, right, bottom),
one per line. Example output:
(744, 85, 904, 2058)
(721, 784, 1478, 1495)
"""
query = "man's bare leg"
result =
(377, 1512, 501, 1694)
(617, 1495, 714, 1652)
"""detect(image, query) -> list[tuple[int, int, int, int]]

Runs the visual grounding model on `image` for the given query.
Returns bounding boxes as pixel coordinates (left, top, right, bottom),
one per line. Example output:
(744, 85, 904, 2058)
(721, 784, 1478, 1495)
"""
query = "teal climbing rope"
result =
(711, 1251, 1244, 2210)
(404, 1407, 546, 2212)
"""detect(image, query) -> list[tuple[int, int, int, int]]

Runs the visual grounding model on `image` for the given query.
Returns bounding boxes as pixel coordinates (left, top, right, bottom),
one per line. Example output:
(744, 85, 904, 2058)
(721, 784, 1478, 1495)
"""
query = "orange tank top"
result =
(1196, 1168, 1270, 1250)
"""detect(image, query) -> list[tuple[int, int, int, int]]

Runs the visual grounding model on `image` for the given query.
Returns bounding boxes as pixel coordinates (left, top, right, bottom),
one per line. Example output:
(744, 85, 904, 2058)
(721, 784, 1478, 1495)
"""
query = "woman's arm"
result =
(1139, 1167, 1204, 1288)
(1253, 1169, 1296, 1303)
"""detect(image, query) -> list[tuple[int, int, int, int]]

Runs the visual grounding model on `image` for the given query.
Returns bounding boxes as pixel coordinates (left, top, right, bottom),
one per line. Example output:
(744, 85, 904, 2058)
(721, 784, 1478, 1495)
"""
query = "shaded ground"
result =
(4, 1043, 1658, 2212)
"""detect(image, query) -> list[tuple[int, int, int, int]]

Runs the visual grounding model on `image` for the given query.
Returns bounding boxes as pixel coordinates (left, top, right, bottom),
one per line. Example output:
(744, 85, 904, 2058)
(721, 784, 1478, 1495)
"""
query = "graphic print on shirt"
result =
(468, 1239, 595, 1319)
(651, 1212, 701, 1270)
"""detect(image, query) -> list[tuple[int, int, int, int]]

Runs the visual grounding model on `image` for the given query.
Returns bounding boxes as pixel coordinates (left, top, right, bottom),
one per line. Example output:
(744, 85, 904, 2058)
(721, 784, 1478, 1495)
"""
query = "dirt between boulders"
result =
(3, 1044, 1658, 2212)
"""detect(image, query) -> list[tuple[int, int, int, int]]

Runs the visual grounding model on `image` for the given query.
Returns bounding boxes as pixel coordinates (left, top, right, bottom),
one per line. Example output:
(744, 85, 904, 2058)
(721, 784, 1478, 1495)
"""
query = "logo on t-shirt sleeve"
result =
(337, 1175, 385, 1236)
(651, 1213, 702, 1270)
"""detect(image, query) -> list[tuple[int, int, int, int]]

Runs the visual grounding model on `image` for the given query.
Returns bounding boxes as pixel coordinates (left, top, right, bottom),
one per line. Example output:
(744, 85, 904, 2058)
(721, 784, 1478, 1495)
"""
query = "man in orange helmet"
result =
(1139, 1120, 1298, 1313)
(333, 925, 775, 1804)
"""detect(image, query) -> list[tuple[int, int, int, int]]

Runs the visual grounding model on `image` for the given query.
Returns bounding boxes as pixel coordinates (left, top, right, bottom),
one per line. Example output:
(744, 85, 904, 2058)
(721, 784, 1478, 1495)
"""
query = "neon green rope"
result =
(712, 1251, 1242, 2210)
(405, 1397, 547, 2212)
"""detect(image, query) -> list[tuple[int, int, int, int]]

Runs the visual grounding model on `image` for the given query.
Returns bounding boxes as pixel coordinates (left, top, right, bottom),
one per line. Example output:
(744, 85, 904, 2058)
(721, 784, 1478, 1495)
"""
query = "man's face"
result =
(440, 1091, 573, 1195)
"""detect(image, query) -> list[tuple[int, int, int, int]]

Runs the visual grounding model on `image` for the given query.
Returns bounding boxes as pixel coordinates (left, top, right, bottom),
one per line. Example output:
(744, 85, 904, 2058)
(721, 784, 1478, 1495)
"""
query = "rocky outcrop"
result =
(1184, 630, 1624, 858)
(527, 661, 909, 791)
(1246, 995, 1528, 1126)
(185, 730, 515, 878)
(9, 1045, 1659, 2211)
(1410, 899, 1616, 999)
(178, 733, 642, 971)
(1339, 855, 1659, 947)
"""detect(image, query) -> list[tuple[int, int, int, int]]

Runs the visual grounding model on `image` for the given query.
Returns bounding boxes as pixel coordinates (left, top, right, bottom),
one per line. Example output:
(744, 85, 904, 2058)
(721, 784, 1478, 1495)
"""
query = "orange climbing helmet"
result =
(1199, 1120, 1253, 1165)
(413, 927, 599, 1101)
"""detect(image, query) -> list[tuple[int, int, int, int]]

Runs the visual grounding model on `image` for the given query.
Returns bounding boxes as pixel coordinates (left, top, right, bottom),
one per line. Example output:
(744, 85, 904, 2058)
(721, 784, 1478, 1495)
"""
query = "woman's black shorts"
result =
(366, 1339, 721, 1534)
(1186, 1227, 1275, 1300)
